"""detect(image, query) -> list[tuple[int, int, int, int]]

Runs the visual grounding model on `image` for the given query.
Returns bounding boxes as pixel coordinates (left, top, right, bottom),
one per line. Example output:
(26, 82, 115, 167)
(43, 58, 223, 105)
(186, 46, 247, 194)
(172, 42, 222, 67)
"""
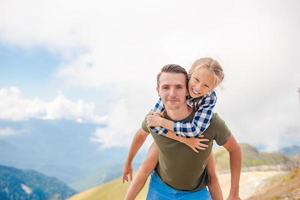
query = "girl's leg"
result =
(207, 153, 223, 200)
(125, 142, 159, 200)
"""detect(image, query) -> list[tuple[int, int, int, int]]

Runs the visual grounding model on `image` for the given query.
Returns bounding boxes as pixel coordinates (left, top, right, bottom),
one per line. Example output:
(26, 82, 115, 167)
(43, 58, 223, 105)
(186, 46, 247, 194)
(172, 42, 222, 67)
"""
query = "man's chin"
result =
(165, 105, 180, 110)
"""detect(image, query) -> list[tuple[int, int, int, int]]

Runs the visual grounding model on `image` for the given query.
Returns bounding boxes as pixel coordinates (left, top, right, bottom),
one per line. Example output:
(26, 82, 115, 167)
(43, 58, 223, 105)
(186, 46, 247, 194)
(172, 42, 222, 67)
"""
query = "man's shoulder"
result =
(208, 113, 232, 146)
(210, 113, 225, 126)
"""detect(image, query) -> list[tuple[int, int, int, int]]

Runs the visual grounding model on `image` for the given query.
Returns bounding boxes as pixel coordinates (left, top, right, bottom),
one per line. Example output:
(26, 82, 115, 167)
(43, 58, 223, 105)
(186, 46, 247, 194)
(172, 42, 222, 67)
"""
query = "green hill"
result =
(0, 164, 75, 200)
(214, 143, 292, 170)
(68, 176, 149, 200)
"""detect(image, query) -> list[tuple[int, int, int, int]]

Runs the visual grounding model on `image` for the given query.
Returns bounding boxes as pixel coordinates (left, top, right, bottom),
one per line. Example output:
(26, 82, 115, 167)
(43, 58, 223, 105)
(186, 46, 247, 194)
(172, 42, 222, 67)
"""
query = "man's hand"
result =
(122, 162, 133, 183)
(146, 112, 163, 127)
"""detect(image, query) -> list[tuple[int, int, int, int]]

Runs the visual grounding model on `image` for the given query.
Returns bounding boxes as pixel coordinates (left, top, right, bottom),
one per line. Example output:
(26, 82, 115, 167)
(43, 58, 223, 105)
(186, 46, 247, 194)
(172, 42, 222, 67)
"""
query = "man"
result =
(123, 64, 241, 199)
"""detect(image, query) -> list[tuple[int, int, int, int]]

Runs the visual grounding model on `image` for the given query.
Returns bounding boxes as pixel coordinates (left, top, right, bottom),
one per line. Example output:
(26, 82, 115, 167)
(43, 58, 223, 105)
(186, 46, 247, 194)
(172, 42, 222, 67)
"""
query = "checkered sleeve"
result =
(149, 98, 168, 135)
(173, 91, 217, 137)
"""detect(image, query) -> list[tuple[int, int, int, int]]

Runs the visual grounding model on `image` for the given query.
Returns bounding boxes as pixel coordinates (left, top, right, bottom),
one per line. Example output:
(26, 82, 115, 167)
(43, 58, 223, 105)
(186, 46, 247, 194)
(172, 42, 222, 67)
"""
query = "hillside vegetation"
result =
(214, 143, 292, 170)
(0, 165, 75, 200)
(68, 176, 148, 200)
(247, 168, 300, 200)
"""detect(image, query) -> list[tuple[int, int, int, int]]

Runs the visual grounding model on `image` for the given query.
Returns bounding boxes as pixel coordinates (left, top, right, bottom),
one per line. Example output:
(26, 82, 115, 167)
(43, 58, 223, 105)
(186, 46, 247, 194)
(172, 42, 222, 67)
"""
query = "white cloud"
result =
(0, 0, 300, 150)
(0, 126, 30, 139)
(90, 86, 155, 149)
(0, 87, 106, 124)
(0, 127, 17, 138)
(218, 92, 300, 151)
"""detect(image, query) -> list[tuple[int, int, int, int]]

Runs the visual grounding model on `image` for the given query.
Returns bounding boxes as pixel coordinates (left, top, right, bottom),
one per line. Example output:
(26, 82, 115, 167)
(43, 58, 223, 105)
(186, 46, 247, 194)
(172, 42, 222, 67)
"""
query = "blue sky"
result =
(0, 0, 299, 151)
(0, 45, 61, 99)
(0, 44, 114, 109)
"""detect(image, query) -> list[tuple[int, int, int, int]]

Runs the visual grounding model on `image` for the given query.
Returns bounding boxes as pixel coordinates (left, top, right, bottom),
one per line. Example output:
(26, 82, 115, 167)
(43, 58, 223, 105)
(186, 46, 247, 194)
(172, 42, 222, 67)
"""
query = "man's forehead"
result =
(159, 72, 186, 85)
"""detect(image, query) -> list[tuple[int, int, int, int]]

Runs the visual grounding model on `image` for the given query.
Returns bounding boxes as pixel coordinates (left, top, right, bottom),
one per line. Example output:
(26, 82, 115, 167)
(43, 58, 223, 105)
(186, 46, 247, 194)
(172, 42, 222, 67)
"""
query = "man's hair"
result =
(156, 64, 188, 88)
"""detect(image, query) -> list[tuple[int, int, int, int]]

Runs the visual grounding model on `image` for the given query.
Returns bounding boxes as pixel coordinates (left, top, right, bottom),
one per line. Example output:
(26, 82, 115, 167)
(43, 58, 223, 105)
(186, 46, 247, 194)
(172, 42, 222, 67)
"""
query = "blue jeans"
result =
(146, 171, 212, 200)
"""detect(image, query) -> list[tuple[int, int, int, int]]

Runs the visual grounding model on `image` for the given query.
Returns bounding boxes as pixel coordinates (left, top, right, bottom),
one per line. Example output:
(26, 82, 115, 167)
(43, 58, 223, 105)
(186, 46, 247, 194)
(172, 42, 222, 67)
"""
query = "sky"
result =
(0, 0, 299, 151)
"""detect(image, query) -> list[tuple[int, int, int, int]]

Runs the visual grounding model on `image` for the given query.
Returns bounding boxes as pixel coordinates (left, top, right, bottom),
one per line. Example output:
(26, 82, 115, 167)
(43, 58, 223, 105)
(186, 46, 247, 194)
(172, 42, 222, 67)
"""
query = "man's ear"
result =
(156, 86, 159, 95)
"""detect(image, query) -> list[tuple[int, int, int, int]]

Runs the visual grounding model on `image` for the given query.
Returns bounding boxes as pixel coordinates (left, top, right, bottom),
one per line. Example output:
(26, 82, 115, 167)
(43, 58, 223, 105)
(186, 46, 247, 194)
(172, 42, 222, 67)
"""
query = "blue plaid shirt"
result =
(150, 91, 217, 137)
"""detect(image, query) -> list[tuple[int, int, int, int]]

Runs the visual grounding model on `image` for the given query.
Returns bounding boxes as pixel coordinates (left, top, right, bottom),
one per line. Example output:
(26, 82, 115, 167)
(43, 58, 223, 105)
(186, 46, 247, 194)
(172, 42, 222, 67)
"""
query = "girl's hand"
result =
(122, 162, 133, 183)
(181, 135, 209, 153)
(146, 112, 163, 127)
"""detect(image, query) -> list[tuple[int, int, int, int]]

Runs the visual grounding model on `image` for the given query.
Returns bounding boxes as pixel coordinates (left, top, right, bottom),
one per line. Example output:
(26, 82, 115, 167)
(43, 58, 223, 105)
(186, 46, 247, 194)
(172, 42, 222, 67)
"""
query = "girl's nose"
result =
(195, 84, 202, 91)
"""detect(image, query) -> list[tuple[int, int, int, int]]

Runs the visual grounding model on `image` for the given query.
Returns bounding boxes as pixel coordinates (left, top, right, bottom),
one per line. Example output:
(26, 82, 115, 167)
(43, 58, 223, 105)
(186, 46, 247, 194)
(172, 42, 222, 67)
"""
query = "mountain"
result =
(279, 145, 300, 157)
(214, 143, 293, 170)
(0, 119, 145, 191)
(0, 164, 75, 200)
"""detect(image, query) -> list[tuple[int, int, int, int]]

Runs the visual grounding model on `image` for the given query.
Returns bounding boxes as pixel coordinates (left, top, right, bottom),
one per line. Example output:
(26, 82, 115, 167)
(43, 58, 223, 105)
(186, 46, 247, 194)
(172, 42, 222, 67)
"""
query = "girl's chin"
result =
(189, 93, 199, 98)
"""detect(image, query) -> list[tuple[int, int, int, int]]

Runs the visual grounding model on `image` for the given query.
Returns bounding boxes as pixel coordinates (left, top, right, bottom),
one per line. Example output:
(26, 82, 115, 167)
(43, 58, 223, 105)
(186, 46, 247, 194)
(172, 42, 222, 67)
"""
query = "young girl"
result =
(123, 57, 225, 200)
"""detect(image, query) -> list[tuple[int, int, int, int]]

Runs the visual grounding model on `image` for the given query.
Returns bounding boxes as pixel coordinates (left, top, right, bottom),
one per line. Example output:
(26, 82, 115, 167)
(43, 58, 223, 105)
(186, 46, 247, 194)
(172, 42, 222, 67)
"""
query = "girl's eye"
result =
(204, 84, 210, 89)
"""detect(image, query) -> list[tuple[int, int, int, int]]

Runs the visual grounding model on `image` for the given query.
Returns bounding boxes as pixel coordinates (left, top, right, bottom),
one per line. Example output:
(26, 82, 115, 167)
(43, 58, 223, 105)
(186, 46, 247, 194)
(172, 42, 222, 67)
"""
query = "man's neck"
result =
(166, 105, 192, 121)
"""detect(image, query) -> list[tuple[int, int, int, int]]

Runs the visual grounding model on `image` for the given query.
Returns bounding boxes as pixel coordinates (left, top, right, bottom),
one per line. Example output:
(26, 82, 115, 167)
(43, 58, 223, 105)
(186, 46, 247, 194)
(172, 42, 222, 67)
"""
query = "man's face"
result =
(157, 72, 188, 111)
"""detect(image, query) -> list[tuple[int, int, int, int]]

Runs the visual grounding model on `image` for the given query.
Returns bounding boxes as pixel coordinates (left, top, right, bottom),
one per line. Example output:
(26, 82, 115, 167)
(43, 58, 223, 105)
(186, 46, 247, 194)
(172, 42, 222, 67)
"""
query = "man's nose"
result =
(169, 88, 177, 97)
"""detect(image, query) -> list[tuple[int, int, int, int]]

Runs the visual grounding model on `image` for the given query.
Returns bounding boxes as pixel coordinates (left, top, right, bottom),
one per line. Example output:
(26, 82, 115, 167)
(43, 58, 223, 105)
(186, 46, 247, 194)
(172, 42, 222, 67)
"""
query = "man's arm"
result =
(222, 135, 242, 200)
(122, 128, 149, 182)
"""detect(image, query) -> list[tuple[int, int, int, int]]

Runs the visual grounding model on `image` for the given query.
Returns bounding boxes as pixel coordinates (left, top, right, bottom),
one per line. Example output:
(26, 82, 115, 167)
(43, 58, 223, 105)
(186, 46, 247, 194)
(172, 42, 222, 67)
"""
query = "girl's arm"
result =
(150, 91, 217, 137)
(150, 98, 168, 135)
(207, 153, 223, 200)
(165, 130, 209, 153)
(146, 114, 209, 153)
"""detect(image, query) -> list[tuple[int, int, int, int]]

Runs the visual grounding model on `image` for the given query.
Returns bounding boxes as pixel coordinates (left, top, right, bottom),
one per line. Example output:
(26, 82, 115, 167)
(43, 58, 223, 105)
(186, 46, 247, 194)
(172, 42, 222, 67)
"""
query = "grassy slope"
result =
(68, 177, 149, 200)
(247, 168, 300, 200)
(214, 143, 292, 170)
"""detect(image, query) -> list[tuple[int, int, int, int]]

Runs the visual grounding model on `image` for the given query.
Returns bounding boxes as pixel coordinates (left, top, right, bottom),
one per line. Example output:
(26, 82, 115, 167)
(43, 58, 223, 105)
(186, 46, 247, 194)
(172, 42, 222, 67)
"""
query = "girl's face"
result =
(188, 68, 216, 98)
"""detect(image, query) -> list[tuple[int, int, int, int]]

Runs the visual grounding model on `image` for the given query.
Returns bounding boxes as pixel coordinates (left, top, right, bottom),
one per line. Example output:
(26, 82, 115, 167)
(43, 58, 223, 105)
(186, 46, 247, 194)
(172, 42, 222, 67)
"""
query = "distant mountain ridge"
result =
(0, 164, 75, 200)
(214, 143, 294, 170)
(279, 145, 300, 157)
(0, 119, 144, 191)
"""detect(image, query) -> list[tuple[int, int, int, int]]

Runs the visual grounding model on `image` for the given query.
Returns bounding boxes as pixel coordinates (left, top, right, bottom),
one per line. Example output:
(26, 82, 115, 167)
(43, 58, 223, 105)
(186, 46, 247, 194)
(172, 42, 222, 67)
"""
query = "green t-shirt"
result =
(142, 111, 231, 191)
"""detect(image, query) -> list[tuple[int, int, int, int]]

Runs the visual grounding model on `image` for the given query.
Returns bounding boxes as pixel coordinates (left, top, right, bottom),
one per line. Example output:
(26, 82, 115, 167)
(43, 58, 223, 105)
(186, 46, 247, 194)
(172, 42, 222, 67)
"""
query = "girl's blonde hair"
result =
(189, 57, 224, 86)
